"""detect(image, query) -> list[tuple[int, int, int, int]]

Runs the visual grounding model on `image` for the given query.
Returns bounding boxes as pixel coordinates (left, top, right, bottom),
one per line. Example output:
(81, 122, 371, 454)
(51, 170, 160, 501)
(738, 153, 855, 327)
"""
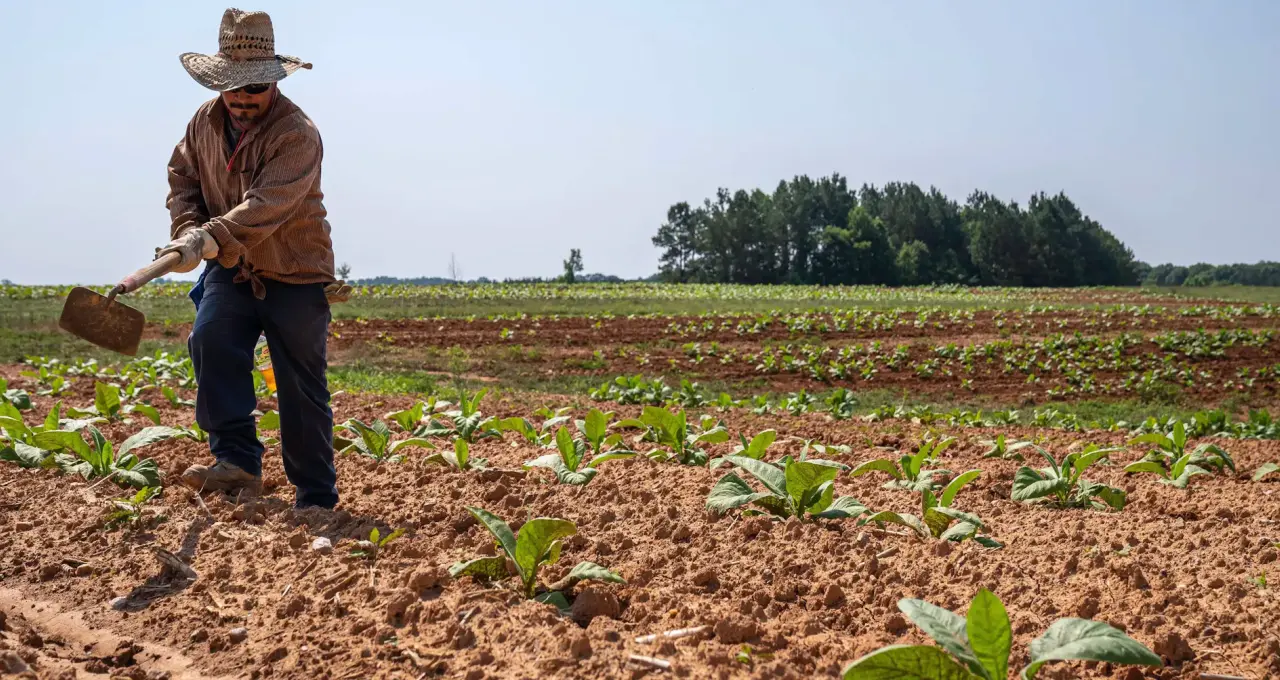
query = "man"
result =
(161, 8, 350, 509)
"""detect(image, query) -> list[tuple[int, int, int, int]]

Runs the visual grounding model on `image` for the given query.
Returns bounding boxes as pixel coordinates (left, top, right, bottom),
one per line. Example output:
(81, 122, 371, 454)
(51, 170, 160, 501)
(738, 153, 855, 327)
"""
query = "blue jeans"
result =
(188, 264, 338, 508)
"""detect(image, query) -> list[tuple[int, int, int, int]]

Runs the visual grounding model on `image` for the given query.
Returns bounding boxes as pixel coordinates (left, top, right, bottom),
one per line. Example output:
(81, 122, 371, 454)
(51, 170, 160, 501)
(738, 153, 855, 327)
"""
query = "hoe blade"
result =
(58, 286, 146, 356)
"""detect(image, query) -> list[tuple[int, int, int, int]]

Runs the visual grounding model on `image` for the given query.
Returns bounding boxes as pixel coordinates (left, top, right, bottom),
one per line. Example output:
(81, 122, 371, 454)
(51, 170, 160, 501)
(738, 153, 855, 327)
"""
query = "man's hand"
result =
(324, 280, 352, 303)
(157, 228, 219, 273)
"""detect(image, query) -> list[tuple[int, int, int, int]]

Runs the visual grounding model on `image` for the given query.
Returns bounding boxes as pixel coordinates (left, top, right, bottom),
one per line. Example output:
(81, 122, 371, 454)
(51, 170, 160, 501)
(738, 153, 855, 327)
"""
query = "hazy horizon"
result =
(2, 1, 1276, 285)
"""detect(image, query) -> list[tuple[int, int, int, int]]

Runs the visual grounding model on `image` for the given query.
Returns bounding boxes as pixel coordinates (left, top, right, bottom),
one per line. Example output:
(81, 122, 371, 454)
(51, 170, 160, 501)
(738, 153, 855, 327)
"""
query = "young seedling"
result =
(334, 418, 435, 463)
(1127, 422, 1235, 485)
(161, 385, 195, 408)
(707, 455, 867, 521)
(980, 434, 1035, 461)
(104, 486, 163, 531)
(862, 472, 1000, 547)
(1254, 462, 1280, 481)
(1011, 444, 1127, 511)
(33, 425, 175, 488)
(524, 426, 634, 486)
(849, 436, 956, 491)
(841, 588, 1161, 679)
(421, 388, 502, 443)
(709, 429, 776, 469)
(351, 527, 406, 561)
(66, 382, 161, 425)
(449, 507, 624, 607)
(425, 439, 487, 470)
(573, 409, 635, 457)
(620, 406, 729, 466)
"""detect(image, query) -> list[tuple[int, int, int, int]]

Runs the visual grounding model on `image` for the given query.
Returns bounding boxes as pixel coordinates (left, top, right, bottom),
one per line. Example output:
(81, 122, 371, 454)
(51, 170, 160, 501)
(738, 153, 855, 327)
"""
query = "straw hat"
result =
(180, 8, 312, 92)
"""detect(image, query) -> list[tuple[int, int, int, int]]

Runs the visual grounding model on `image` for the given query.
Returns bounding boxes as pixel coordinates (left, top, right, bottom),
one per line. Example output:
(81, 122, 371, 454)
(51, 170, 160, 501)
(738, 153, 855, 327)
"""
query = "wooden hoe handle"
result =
(109, 252, 183, 301)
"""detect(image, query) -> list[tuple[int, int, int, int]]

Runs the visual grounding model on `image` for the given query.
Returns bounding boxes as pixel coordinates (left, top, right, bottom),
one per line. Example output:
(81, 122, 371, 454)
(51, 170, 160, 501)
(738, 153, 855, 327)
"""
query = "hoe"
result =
(57, 252, 183, 356)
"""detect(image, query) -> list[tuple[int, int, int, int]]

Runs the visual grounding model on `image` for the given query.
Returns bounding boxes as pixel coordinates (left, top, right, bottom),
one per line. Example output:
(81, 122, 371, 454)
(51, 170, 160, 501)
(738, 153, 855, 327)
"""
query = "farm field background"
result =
(2, 283, 1279, 679)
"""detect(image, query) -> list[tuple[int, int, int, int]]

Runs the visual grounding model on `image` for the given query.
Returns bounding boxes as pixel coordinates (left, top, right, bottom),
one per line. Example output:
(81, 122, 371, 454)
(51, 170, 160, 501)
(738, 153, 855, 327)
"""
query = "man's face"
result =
(221, 83, 275, 127)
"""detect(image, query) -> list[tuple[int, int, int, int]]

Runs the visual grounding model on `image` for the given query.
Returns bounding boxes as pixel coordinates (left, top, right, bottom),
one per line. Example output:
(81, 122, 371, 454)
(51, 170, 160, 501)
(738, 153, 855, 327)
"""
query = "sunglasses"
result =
(228, 82, 272, 95)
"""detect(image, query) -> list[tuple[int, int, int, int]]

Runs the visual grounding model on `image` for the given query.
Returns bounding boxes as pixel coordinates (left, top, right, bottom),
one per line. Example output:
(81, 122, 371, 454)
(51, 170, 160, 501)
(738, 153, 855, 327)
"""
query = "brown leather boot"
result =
(181, 461, 262, 495)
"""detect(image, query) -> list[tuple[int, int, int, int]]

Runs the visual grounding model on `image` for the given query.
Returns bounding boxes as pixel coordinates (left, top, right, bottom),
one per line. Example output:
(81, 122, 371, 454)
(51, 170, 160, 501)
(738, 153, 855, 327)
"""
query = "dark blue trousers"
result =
(188, 264, 338, 508)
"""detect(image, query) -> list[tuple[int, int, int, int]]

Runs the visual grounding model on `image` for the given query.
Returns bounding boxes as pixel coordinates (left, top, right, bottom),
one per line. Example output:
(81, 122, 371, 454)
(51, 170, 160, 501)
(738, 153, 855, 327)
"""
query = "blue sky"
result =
(1, 1, 1276, 284)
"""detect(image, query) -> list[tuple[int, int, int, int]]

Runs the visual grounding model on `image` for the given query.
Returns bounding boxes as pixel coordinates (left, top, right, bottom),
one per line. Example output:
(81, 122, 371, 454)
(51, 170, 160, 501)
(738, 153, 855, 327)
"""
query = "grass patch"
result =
(328, 364, 442, 396)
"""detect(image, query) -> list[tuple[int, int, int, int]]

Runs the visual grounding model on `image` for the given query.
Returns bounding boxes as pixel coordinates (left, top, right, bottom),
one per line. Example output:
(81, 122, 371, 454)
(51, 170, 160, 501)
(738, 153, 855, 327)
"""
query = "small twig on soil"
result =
(628, 655, 672, 672)
(191, 490, 213, 519)
(1198, 674, 1248, 680)
(458, 608, 477, 626)
(875, 547, 899, 559)
(634, 626, 708, 644)
(281, 584, 292, 597)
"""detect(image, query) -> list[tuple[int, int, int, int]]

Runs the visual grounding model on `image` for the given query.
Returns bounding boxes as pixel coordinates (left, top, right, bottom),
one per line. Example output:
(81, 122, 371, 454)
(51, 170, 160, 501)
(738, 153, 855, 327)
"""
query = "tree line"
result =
(651, 174, 1141, 287)
(1140, 262, 1280, 288)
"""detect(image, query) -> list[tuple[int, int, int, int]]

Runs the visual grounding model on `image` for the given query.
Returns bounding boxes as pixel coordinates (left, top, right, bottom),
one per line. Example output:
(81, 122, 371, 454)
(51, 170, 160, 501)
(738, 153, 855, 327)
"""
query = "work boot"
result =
(181, 461, 262, 495)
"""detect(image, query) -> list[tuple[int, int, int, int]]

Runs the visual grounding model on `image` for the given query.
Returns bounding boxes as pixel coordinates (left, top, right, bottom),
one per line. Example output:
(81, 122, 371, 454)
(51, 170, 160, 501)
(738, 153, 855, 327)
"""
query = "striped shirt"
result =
(167, 92, 334, 297)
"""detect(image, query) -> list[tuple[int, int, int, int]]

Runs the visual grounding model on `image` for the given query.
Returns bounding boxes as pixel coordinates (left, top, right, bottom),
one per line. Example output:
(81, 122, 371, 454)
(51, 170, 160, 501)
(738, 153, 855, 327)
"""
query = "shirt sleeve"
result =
(204, 128, 321, 270)
(165, 115, 209, 239)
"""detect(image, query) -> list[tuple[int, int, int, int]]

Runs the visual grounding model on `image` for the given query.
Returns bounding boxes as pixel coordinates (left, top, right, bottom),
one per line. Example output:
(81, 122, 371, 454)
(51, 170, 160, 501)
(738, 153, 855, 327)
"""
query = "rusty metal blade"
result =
(57, 286, 145, 356)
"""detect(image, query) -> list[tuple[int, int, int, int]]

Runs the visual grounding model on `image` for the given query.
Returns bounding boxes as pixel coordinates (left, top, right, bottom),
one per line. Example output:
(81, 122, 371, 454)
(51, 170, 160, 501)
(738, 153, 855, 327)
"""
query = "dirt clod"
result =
(228, 627, 248, 644)
(1155, 631, 1195, 663)
(823, 583, 845, 608)
(190, 629, 208, 642)
(310, 537, 333, 554)
(570, 587, 620, 625)
(885, 614, 909, 635)
(714, 616, 759, 643)
(406, 566, 448, 593)
(13, 521, 33, 532)
(568, 633, 592, 658)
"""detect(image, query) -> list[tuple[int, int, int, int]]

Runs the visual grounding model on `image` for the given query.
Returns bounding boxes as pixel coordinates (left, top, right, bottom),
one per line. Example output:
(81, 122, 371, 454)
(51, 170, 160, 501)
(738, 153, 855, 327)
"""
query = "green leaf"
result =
(567, 561, 626, 584)
(1253, 462, 1280, 481)
(785, 460, 841, 511)
(940, 522, 980, 542)
(924, 508, 955, 538)
(533, 591, 571, 610)
(448, 556, 509, 581)
(940, 470, 981, 507)
(555, 426, 581, 471)
(841, 644, 977, 680)
(1123, 461, 1167, 476)
(1011, 467, 1065, 502)
(42, 402, 61, 431)
(95, 382, 121, 418)
(586, 451, 635, 467)
(117, 426, 182, 457)
(115, 455, 161, 488)
(966, 589, 1011, 680)
(850, 458, 903, 480)
(1, 442, 51, 468)
(723, 455, 788, 498)
(33, 430, 94, 460)
(862, 511, 927, 538)
(259, 410, 282, 431)
(454, 438, 470, 469)
(1091, 486, 1128, 511)
(973, 535, 1004, 549)
(388, 437, 436, 454)
(707, 473, 774, 514)
(583, 409, 609, 446)
(129, 403, 161, 425)
(1127, 432, 1172, 450)
(513, 518, 577, 589)
(898, 599, 978, 668)
(811, 495, 867, 520)
(739, 429, 777, 459)
(555, 467, 597, 486)
(1022, 619, 1162, 679)
(465, 507, 517, 559)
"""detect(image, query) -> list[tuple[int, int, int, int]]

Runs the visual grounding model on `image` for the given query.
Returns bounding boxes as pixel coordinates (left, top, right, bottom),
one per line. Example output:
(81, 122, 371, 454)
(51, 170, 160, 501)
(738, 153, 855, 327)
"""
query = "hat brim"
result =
(180, 52, 311, 92)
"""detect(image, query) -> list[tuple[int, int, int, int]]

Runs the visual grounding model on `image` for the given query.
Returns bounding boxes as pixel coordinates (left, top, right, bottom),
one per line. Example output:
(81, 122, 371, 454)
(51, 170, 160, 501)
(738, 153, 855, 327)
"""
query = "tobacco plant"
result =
(710, 429, 776, 469)
(334, 418, 435, 462)
(67, 382, 160, 425)
(842, 588, 1161, 679)
(850, 437, 956, 491)
(0, 400, 64, 468)
(425, 438, 487, 470)
(1255, 462, 1280, 481)
(862, 471, 999, 547)
(523, 426, 634, 485)
(0, 377, 32, 410)
(421, 389, 502, 443)
(707, 455, 866, 521)
(1125, 422, 1235, 486)
(620, 406, 729, 465)
(980, 434, 1035, 461)
(33, 425, 176, 488)
(351, 527, 406, 562)
(1011, 444, 1127, 511)
(104, 486, 163, 531)
(449, 507, 623, 606)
